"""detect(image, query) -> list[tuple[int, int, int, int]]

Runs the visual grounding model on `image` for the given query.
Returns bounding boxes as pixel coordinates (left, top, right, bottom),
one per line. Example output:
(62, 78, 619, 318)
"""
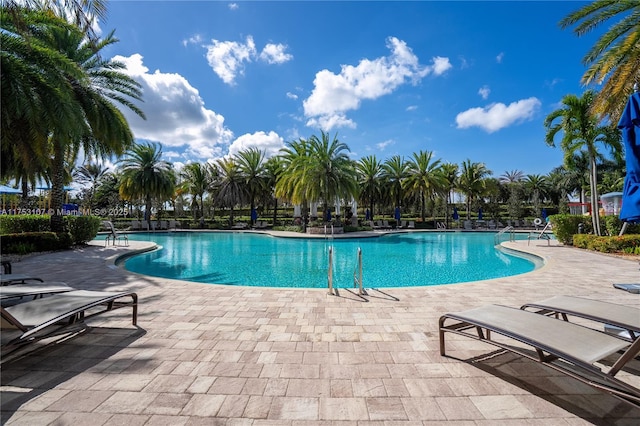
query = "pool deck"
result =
(1, 232, 640, 424)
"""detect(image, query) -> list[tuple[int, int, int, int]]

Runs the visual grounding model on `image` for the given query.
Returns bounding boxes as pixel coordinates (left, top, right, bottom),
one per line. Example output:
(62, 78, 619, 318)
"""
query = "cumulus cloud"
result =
(286, 92, 298, 100)
(376, 139, 395, 150)
(196, 36, 292, 85)
(406, 105, 418, 111)
(228, 3, 239, 10)
(227, 131, 285, 158)
(478, 85, 490, 100)
(260, 43, 293, 64)
(113, 54, 234, 161)
(496, 52, 505, 63)
(302, 37, 451, 131)
(455, 97, 541, 133)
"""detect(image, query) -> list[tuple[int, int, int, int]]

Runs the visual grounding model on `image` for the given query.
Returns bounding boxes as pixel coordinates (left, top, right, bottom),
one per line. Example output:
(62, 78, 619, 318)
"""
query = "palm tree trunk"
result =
(50, 140, 66, 233)
(590, 158, 601, 235)
(145, 195, 152, 229)
(421, 191, 426, 222)
(272, 197, 278, 225)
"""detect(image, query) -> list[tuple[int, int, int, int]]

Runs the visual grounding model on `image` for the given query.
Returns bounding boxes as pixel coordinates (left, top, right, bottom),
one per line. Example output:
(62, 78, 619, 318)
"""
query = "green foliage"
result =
(0, 214, 51, 234)
(572, 234, 640, 254)
(548, 214, 592, 245)
(65, 215, 102, 244)
(600, 215, 640, 236)
(273, 225, 303, 233)
(1, 232, 73, 254)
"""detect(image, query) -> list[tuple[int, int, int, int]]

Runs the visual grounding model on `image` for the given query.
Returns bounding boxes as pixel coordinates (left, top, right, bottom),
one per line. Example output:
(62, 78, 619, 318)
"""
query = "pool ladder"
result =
(328, 247, 363, 296)
(494, 226, 515, 245)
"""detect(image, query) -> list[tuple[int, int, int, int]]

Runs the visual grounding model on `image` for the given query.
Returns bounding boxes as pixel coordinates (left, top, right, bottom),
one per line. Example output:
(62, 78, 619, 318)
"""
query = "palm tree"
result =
(305, 131, 358, 221)
(276, 138, 312, 215)
(499, 170, 525, 184)
(215, 157, 244, 226)
(356, 156, 383, 221)
(119, 143, 176, 228)
(560, 1, 640, 120)
(405, 150, 445, 222)
(75, 162, 110, 211)
(544, 91, 622, 235)
(523, 174, 549, 218)
(180, 162, 211, 220)
(263, 156, 284, 225)
(381, 155, 409, 216)
(235, 147, 267, 226)
(458, 160, 492, 220)
(440, 162, 459, 227)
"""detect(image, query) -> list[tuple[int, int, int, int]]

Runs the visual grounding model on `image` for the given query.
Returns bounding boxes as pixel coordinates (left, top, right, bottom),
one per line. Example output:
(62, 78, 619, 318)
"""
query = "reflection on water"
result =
(124, 232, 536, 289)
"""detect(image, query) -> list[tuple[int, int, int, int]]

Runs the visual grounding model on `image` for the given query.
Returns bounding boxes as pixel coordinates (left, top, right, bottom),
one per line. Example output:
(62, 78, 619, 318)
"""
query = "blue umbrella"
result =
(251, 208, 258, 222)
(326, 208, 332, 221)
(618, 91, 640, 224)
(365, 209, 370, 220)
(478, 207, 483, 220)
(394, 206, 401, 221)
(0, 184, 21, 195)
(452, 206, 459, 221)
(541, 208, 548, 221)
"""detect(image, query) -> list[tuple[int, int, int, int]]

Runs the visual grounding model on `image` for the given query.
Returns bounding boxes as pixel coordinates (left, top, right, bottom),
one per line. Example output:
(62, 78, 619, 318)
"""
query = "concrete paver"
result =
(1, 233, 639, 424)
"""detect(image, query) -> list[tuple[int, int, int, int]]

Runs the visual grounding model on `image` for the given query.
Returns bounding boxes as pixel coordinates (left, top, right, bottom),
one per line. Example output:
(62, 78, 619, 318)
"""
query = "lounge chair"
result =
(463, 220, 472, 230)
(407, 221, 415, 229)
(439, 304, 640, 407)
(103, 221, 129, 246)
(1, 282, 73, 301)
(1, 275, 44, 285)
(1, 289, 138, 350)
(231, 222, 247, 230)
(613, 283, 640, 294)
(382, 220, 391, 230)
(371, 220, 383, 230)
(520, 295, 640, 342)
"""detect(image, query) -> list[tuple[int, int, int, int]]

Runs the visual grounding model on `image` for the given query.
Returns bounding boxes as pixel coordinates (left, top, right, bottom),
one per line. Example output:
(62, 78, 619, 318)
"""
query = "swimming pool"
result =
(122, 231, 539, 289)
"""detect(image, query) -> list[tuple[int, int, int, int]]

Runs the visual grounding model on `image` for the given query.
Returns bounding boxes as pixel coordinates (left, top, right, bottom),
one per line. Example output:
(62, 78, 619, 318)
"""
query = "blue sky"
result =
(99, 1, 600, 177)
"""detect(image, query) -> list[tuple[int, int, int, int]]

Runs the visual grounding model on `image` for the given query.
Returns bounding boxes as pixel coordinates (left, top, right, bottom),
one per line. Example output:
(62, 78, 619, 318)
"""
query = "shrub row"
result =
(572, 234, 640, 254)
(0, 215, 102, 245)
(0, 232, 73, 254)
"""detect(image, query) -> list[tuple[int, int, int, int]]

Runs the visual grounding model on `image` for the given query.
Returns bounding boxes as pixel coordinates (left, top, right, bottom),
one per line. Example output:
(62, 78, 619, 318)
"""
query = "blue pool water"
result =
(122, 232, 538, 289)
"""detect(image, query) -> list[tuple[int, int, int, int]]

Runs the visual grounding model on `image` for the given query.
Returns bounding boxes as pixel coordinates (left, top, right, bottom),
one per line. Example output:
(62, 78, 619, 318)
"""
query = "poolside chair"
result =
(103, 221, 129, 246)
(613, 283, 640, 294)
(463, 220, 472, 230)
(1, 282, 73, 301)
(521, 295, 640, 342)
(1, 289, 138, 350)
(439, 304, 640, 407)
(382, 220, 391, 229)
(1, 275, 44, 286)
(407, 221, 415, 229)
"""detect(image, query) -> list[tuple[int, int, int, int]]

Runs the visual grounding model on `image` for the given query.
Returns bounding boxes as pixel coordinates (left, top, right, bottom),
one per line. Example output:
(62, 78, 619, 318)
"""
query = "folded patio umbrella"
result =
(618, 90, 640, 226)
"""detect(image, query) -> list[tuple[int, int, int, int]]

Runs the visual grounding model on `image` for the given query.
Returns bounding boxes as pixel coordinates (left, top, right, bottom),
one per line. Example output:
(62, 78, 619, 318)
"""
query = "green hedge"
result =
(600, 215, 640, 236)
(572, 234, 640, 254)
(548, 214, 592, 245)
(0, 214, 50, 233)
(0, 232, 73, 254)
(66, 216, 102, 244)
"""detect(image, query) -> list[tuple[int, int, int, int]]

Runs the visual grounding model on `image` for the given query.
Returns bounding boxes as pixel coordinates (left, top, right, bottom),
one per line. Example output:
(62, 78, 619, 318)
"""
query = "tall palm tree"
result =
(276, 138, 312, 213)
(560, 1, 640, 120)
(180, 162, 211, 220)
(523, 174, 549, 217)
(263, 156, 284, 225)
(458, 160, 492, 220)
(356, 155, 383, 221)
(305, 131, 358, 221)
(119, 143, 176, 228)
(75, 162, 110, 211)
(381, 155, 409, 215)
(405, 150, 445, 222)
(215, 157, 244, 225)
(235, 147, 267, 226)
(440, 162, 459, 227)
(499, 170, 525, 184)
(544, 90, 622, 235)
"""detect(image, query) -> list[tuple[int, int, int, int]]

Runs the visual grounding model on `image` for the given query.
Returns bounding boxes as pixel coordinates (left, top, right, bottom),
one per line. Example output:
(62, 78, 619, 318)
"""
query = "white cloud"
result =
(259, 43, 293, 64)
(478, 85, 490, 100)
(302, 37, 451, 131)
(376, 139, 395, 150)
(286, 92, 298, 100)
(496, 52, 505, 63)
(406, 105, 418, 111)
(205, 36, 256, 85)
(228, 3, 239, 10)
(198, 36, 292, 85)
(113, 54, 234, 161)
(455, 97, 541, 133)
(227, 131, 285, 158)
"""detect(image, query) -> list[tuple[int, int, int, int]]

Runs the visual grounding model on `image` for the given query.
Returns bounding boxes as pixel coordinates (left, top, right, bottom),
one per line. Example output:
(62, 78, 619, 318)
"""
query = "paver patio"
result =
(1, 232, 639, 424)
